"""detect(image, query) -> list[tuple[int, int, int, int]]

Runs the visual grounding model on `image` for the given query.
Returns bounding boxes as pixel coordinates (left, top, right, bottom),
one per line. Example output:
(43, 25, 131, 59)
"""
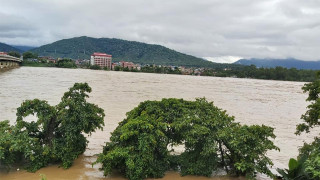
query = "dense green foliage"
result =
(296, 74, 320, 179)
(89, 64, 102, 70)
(297, 73, 320, 134)
(129, 65, 316, 82)
(202, 65, 317, 82)
(0, 83, 105, 172)
(298, 138, 320, 179)
(95, 98, 278, 180)
(277, 157, 310, 180)
(234, 58, 320, 70)
(277, 73, 320, 179)
(0, 42, 22, 53)
(56, 58, 77, 68)
(104, 64, 316, 82)
(277, 141, 320, 180)
(22, 58, 76, 68)
(0, 120, 33, 170)
(29, 36, 240, 69)
(8, 51, 21, 58)
(22, 51, 38, 60)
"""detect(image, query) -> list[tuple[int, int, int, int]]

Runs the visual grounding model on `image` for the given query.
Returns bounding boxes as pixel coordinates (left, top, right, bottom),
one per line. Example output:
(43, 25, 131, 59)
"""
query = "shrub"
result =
(95, 98, 278, 180)
(0, 83, 105, 172)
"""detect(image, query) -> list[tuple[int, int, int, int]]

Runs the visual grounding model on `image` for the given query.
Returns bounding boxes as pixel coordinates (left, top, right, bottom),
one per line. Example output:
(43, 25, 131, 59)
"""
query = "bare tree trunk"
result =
(219, 141, 228, 173)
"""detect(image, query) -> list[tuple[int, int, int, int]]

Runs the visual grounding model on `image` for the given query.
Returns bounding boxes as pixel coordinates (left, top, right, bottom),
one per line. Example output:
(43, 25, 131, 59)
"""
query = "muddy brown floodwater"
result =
(0, 67, 318, 180)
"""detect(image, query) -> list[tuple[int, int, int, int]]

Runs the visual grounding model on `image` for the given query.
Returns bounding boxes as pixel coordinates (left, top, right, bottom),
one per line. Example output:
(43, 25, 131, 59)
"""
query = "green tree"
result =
(218, 124, 279, 178)
(114, 66, 121, 71)
(8, 51, 21, 58)
(89, 64, 101, 70)
(296, 73, 320, 134)
(103, 66, 110, 71)
(0, 120, 34, 170)
(56, 59, 77, 68)
(278, 73, 320, 180)
(295, 73, 320, 179)
(23, 51, 38, 60)
(123, 67, 130, 71)
(95, 98, 278, 180)
(277, 157, 310, 180)
(0, 83, 105, 172)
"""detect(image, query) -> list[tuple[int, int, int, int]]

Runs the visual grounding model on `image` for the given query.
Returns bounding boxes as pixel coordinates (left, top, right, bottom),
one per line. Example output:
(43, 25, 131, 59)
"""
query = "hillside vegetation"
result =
(30, 36, 239, 68)
(0, 42, 23, 53)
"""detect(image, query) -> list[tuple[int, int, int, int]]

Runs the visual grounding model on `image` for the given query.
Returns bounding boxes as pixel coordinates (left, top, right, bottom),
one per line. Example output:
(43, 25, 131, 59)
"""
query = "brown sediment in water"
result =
(0, 155, 119, 180)
(0, 67, 319, 180)
(0, 155, 244, 180)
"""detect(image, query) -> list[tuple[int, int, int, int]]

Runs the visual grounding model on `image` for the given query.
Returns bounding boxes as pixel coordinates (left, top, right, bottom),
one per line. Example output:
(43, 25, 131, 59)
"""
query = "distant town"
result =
(1, 51, 208, 76)
(0, 50, 318, 82)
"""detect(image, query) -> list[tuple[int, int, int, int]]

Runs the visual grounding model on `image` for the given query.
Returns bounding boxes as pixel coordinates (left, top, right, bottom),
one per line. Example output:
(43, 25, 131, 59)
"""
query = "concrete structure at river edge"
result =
(0, 52, 22, 69)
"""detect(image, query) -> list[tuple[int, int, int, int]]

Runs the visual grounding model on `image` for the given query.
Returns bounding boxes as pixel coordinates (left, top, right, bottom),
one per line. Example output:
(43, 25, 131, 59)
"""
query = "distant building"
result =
(179, 66, 193, 75)
(0, 52, 8, 55)
(39, 56, 56, 63)
(75, 59, 90, 66)
(119, 61, 136, 70)
(48, 59, 56, 63)
(90, 52, 112, 69)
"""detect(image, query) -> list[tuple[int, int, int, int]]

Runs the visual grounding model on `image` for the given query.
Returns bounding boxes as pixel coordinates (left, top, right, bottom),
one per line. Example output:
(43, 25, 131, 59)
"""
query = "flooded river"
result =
(0, 67, 318, 180)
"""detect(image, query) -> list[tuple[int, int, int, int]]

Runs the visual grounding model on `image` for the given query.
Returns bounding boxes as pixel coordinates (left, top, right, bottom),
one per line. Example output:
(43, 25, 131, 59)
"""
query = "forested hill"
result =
(0, 42, 23, 53)
(30, 36, 238, 68)
(234, 58, 320, 70)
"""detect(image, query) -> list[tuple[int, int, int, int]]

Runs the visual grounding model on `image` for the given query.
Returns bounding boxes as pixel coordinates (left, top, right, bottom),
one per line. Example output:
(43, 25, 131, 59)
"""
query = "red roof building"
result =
(120, 61, 136, 70)
(90, 52, 112, 69)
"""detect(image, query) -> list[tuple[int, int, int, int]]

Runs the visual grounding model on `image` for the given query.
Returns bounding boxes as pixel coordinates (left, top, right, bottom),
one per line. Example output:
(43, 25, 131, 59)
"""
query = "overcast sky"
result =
(1, 0, 320, 62)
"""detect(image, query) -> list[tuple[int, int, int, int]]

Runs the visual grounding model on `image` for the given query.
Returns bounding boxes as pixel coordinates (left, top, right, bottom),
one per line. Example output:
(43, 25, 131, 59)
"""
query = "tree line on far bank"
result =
(108, 64, 317, 82)
(202, 65, 317, 82)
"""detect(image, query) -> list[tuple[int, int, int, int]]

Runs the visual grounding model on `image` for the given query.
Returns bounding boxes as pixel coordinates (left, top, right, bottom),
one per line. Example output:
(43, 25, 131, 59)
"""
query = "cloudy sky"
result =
(1, 0, 320, 62)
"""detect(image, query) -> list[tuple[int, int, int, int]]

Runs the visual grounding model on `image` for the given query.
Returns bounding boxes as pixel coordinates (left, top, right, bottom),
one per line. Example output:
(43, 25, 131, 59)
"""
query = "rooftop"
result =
(92, 52, 112, 57)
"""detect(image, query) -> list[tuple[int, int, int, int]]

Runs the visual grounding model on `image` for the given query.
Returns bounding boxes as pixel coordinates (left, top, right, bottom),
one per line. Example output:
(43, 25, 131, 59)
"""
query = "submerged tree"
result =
(0, 83, 105, 172)
(296, 73, 320, 179)
(277, 73, 320, 180)
(95, 98, 278, 180)
(296, 72, 320, 134)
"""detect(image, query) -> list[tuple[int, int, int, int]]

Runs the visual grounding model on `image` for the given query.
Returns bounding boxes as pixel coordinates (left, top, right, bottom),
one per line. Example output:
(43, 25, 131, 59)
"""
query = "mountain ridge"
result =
(0, 42, 23, 53)
(29, 36, 239, 68)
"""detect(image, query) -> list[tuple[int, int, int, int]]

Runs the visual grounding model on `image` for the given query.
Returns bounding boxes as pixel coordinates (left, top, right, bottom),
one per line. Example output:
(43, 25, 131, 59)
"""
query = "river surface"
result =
(0, 67, 318, 180)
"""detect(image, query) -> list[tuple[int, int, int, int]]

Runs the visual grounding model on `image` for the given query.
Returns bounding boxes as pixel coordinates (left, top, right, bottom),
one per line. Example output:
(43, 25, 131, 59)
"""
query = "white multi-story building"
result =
(90, 52, 112, 69)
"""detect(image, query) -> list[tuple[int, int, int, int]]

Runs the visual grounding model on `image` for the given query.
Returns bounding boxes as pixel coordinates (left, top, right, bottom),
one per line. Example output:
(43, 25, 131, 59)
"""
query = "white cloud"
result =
(0, 0, 320, 60)
(204, 56, 243, 64)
